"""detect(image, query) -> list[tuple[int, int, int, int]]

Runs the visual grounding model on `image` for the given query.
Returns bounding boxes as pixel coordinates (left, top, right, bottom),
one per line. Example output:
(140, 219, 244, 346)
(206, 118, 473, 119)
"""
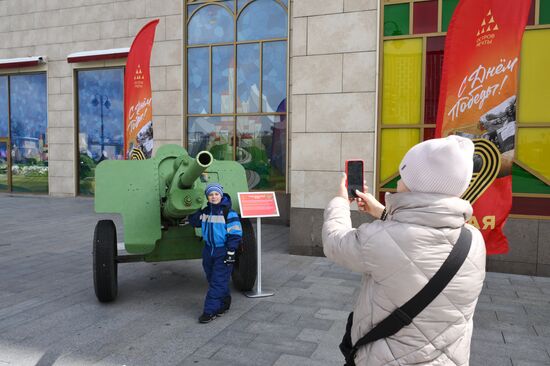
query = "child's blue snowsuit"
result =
(189, 193, 242, 315)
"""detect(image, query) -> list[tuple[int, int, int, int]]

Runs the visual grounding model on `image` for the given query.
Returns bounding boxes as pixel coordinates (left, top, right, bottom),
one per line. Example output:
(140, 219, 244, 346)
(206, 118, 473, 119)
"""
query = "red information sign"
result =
(237, 192, 279, 218)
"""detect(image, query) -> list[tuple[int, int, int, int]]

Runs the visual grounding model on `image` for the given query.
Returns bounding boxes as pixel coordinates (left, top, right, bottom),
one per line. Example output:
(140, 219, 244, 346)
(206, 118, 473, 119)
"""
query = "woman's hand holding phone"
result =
(355, 183, 385, 219)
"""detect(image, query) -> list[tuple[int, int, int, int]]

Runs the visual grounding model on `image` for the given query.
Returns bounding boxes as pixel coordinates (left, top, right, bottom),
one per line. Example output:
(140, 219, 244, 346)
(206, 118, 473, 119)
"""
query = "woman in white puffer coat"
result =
(323, 136, 486, 366)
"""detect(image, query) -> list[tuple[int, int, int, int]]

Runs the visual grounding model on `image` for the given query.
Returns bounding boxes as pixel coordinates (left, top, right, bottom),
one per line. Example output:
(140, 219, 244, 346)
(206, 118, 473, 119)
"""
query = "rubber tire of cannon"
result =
(232, 218, 257, 291)
(93, 220, 118, 302)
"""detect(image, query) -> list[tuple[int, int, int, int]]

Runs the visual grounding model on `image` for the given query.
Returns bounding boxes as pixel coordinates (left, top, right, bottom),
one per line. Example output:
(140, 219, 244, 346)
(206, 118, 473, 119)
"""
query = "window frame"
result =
(0, 71, 49, 194)
(74, 66, 125, 196)
(184, 0, 290, 192)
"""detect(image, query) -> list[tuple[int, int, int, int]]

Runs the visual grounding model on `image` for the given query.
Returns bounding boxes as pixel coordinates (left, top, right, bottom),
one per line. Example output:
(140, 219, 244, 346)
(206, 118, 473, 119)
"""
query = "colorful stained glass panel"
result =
(413, 0, 438, 34)
(384, 3, 409, 36)
(519, 29, 550, 123)
(541, 0, 550, 24)
(425, 36, 445, 124)
(517, 128, 550, 182)
(442, 0, 459, 32)
(382, 39, 422, 125)
(380, 129, 420, 181)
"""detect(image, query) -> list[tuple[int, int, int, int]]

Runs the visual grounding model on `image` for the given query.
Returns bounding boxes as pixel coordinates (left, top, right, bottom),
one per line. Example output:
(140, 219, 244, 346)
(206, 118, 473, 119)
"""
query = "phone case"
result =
(345, 159, 364, 198)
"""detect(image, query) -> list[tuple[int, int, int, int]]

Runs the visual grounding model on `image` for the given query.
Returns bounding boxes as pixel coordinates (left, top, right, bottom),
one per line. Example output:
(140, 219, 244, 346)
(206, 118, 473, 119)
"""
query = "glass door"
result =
(0, 139, 9, 191)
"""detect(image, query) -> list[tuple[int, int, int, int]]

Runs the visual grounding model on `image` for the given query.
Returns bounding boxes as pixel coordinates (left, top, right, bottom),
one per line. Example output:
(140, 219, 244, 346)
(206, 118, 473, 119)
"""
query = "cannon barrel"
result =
(178, 150, 213, 189)
(162, 150, 214, 219)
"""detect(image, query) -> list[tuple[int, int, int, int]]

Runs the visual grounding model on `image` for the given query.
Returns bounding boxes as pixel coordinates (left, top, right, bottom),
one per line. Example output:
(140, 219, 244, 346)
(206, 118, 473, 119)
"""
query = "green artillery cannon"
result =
(93, 144, 257, 302)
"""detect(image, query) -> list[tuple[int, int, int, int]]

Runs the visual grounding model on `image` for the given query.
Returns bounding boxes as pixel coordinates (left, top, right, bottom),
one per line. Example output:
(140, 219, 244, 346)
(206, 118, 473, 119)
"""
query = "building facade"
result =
(0, 0, 548, 275)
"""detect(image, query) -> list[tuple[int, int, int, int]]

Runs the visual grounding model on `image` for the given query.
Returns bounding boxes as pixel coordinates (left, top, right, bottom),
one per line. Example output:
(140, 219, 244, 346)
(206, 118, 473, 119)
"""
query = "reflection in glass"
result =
(188, 47, 210, 114)
(262, 41, 287, 113)
(187, 4, 201, 19)
(238, 0, 287, 41)
(0, 141, 7, 191)
(212, 46, 235, 114)
(188, 1, 234, 20)
(188, 4, 234, 45)
(237, 43, 260, 113)
(188, 116, 234, 160)
(0, 77, 7, 137)
(10, 74, 48, 193)
(237, 115, 286, 190)
(78, 68, 124, 195)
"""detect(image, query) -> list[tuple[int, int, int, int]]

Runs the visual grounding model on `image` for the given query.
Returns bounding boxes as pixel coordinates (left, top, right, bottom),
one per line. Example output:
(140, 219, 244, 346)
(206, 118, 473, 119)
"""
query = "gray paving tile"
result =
(1, 195, 550, 366)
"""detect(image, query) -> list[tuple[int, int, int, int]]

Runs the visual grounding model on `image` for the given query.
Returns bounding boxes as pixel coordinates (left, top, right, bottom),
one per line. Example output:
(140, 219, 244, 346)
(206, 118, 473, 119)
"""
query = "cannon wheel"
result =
(232, 218, 257, 291)
(93, 220, 118, 302)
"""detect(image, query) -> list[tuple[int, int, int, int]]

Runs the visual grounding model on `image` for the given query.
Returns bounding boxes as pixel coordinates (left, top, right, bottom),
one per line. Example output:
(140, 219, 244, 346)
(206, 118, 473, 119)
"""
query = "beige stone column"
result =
(289, 0, 378, 255)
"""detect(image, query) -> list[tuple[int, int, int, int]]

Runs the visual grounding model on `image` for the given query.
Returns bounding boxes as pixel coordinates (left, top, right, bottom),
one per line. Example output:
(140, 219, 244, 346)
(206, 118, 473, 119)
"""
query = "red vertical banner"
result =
(436, 0, 531, 254)
(124, 19, 159, 160)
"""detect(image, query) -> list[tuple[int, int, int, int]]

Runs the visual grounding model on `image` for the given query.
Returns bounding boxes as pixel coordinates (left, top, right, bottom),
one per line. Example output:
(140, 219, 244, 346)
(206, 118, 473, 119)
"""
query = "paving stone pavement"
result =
(0, 195, 549, 366)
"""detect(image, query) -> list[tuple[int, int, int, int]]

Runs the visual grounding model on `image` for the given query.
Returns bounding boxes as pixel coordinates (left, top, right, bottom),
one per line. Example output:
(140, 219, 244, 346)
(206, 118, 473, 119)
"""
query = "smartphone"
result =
(345, 160, 364, 198)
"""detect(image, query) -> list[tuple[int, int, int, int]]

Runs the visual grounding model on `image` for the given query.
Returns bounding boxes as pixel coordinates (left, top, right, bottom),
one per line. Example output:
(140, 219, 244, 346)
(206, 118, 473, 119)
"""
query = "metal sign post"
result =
(245, 217, 273, 298)
(237, 192, 279, 298)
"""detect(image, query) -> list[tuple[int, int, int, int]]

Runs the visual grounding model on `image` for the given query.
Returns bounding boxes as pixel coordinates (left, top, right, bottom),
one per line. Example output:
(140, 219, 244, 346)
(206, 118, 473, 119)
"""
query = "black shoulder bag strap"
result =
(346, 227, 472, 364)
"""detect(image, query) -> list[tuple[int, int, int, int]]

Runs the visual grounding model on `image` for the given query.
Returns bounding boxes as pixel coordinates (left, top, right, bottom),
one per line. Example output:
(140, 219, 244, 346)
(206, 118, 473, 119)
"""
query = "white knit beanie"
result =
(399, 135, 474, 197)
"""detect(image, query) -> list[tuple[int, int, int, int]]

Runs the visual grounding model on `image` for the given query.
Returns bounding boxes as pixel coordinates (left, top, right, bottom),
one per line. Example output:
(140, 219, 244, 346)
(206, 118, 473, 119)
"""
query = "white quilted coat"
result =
(322, 192, 486, 366)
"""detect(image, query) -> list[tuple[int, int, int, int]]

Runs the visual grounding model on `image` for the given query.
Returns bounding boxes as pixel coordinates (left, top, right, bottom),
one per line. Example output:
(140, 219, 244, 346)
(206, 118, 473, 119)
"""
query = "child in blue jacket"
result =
(189, 183, 243, 323)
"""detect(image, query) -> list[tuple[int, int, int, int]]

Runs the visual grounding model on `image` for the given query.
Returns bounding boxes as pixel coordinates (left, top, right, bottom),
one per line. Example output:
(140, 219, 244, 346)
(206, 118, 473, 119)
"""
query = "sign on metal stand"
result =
(237, 192, 279, 298)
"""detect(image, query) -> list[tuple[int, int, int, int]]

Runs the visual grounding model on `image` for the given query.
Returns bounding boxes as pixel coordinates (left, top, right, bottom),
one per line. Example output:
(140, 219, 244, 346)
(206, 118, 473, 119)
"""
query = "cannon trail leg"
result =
(93, 220, 118, 302)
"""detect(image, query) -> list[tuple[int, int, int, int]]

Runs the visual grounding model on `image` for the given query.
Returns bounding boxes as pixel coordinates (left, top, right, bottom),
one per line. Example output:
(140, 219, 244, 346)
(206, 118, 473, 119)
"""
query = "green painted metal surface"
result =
(95, 144, 248, 259)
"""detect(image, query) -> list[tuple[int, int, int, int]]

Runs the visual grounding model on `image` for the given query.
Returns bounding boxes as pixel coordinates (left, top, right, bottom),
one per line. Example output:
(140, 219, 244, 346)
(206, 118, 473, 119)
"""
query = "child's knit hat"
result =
(205, 183, 224, 197)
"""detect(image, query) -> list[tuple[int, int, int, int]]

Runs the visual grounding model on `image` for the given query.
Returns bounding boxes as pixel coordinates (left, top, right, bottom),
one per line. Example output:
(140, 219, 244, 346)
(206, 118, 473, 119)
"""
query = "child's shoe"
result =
(198, 313, 217, 323)
(220, 295, 231, 314)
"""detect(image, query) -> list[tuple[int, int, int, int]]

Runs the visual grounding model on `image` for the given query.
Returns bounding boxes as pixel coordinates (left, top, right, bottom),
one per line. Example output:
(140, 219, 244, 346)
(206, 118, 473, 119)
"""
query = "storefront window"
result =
(0, 77, 7, 137)
(9, 73, 48, 193)
(237, 115, 286, 190)
(379, 0, 550, 216)
(188, 116, 234, 160)
(77, 68, 124, 195)
(186, 0, 288, 191)
(0, 141, 7, 191)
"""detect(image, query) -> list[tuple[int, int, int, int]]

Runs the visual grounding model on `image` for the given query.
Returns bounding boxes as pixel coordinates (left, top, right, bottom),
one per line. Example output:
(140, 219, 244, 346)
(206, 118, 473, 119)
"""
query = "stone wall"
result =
(289, 0, 378, 254)
(0, 0, 183, 196)
(487, 218, 550, 277)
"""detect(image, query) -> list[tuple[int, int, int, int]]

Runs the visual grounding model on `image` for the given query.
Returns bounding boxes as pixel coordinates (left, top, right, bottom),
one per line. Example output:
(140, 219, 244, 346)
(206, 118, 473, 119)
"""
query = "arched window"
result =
(186, 0, 288, 191)
(237, 0, 287, 41)
(188, 4, 234, 45)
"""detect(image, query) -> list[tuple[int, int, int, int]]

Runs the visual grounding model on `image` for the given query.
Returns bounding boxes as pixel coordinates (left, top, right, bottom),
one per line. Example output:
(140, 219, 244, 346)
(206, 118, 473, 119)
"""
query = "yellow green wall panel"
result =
(382, 39, 422, 125)
(380, 129, 420, 182)
(519, 29, 550, 123)
(516, 128, 550, 183)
